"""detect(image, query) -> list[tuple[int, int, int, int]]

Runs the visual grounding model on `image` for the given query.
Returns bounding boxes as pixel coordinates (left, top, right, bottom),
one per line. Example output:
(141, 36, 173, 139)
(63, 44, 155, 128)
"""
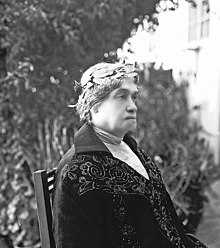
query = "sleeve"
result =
(165, 192, 208, 248)
(138, 148, 208, 248)
(52, 164, 108, 248)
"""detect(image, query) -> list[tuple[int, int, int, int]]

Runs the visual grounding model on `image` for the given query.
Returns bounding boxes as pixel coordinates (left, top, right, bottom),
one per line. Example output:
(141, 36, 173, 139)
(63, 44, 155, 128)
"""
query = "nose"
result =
(126, 97, 137, 113)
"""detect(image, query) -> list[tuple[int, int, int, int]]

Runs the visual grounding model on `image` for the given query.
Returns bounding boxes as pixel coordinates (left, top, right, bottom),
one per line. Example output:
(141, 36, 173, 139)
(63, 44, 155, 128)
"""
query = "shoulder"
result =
(136, 147, 157, 170)
(136, 147, 165, 183)
(60, 153, 98, 180)
(59, 152, 149, 197)
(56, 144, 76, 176)
(60, 153, 112, 196)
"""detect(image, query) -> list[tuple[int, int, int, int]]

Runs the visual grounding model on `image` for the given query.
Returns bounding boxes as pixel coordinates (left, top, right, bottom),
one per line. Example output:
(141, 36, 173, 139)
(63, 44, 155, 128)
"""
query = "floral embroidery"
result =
(61, 151, 207, 248)
(136, 148, 184, 247)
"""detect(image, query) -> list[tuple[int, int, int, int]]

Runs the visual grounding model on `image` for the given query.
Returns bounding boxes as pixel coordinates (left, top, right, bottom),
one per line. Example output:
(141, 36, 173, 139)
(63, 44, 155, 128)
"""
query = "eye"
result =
(116, 93, 126, 99)
(132, 93, 138, 102)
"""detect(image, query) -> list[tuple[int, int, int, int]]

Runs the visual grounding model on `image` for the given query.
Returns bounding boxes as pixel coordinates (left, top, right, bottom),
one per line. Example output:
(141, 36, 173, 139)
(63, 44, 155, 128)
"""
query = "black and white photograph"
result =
(0, 0, 220, 247)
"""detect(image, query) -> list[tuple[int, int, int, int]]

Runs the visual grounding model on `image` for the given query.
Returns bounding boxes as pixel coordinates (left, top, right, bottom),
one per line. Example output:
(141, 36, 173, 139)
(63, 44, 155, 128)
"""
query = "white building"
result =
(177, 0, 220, 164)
(148, 0, 220, 164)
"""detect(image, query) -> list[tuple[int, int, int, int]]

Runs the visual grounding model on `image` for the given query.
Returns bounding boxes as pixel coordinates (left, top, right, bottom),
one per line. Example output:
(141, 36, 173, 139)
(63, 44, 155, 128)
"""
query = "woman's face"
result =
(91, 77, 138, 138)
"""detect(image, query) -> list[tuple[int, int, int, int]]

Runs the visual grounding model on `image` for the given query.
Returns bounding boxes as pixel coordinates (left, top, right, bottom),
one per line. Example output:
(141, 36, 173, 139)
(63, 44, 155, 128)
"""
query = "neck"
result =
(92, 125, 123, 145)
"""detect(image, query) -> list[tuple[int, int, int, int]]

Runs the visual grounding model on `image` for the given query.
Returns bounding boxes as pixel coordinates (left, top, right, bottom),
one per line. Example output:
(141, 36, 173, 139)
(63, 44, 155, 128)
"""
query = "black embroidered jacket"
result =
(52, 123, 207, 248)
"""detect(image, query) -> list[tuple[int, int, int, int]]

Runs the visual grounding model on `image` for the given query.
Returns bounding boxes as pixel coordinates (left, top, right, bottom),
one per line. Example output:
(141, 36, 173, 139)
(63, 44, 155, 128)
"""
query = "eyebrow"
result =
(115, 88, 139, 95)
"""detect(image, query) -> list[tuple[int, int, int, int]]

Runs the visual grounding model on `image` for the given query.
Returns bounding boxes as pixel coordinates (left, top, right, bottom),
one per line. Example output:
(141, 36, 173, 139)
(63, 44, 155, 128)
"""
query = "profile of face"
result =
(91, 77, 138, 138)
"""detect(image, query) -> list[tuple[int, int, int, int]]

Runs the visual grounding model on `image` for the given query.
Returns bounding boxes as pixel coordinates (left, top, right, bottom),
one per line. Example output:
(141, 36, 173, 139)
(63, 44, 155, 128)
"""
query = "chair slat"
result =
(34, 169, 56, 248)
(47, 169, 56, 179)
(48, 185, 54, 194)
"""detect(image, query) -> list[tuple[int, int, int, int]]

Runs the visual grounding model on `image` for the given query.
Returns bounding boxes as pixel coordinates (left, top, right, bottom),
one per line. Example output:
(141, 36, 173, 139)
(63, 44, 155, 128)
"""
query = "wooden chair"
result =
(34, 169, 56, 248)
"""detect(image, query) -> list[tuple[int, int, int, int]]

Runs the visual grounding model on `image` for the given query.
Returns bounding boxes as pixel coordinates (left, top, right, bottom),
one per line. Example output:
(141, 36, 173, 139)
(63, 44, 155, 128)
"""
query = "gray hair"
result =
(75, 62, 139, 122)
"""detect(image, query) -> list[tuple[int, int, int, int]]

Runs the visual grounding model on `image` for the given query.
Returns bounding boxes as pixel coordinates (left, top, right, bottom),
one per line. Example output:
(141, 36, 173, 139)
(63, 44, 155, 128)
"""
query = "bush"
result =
(136, 65, 220, 233)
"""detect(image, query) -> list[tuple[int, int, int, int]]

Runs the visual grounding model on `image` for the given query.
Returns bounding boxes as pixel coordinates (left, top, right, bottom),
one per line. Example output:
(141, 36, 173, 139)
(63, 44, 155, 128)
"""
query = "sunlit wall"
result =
(176, 0, 220, 164)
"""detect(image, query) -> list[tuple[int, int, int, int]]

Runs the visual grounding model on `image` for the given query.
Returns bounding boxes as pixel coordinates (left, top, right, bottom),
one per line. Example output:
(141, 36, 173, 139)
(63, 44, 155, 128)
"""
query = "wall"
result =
(184, 0, 220, 164)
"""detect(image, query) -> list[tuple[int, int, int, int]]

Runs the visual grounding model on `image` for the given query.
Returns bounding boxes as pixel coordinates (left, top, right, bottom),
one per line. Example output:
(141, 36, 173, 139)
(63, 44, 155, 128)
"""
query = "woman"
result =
(52, 62, 207, 248)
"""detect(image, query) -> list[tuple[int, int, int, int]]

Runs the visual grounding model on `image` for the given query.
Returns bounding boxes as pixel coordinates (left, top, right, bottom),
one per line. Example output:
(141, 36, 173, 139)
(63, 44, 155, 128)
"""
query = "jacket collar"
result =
(74, 123, 138, 154)
(56, 123, 138, 177)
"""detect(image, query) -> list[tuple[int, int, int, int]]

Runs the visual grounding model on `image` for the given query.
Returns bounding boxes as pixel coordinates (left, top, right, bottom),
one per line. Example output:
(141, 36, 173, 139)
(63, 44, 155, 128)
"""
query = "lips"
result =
(125, 116, 136, 120)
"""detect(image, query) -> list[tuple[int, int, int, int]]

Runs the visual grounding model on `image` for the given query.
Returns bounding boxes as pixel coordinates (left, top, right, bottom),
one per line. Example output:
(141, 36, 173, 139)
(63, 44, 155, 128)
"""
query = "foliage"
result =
(135, 65, 220, 233)
(0, 159, 38, 247)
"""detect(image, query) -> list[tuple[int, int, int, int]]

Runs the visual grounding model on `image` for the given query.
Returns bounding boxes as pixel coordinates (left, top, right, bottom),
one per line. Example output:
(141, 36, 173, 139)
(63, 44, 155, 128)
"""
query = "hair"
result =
(75, 62, 139, 123)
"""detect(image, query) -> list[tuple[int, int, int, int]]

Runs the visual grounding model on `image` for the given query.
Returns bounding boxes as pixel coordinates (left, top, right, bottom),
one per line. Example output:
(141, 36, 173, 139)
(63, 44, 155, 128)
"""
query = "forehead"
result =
(114, 77, 138, 93)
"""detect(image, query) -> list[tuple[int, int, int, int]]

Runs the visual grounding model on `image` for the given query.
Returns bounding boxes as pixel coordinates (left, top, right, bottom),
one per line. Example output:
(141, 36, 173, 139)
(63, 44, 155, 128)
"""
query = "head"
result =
(76, 62, 139, 138)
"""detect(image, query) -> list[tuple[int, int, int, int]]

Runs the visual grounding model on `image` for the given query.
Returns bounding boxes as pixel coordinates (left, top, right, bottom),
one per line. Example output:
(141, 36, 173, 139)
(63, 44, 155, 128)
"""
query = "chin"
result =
(126, 123, 137, 133)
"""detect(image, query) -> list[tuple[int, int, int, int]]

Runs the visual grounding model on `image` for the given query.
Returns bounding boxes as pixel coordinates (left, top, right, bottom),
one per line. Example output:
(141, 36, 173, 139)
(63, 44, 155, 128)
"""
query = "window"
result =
(188, 0, 210, 42)
(189, 5, 197, 41)
(200, 0, 210, 38)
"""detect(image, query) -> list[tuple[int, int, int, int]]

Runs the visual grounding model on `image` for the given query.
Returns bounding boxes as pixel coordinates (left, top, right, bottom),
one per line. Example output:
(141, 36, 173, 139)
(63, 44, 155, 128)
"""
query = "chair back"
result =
(34, 169, 56, 248)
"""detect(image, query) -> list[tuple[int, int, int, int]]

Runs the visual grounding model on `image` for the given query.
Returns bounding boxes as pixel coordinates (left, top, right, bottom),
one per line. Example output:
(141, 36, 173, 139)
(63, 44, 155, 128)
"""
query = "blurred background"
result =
(0, 0, 220, 247)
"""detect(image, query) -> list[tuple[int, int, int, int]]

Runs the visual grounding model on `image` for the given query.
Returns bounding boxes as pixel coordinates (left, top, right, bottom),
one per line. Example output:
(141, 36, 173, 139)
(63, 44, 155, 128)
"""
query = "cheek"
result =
(98, 102, 124, 123)
(100, 103, 119, 115)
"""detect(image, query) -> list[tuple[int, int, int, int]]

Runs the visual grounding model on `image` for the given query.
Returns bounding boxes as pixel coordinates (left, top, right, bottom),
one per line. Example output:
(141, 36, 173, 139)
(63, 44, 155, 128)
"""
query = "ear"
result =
(93, 106, 98, 113)
(91, 106, 98, 115)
